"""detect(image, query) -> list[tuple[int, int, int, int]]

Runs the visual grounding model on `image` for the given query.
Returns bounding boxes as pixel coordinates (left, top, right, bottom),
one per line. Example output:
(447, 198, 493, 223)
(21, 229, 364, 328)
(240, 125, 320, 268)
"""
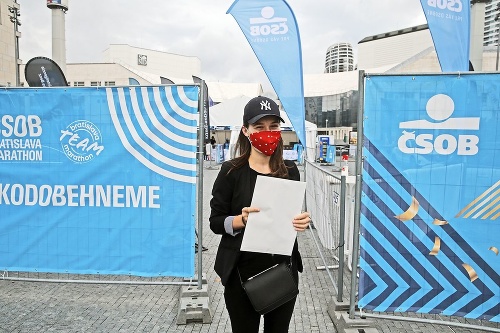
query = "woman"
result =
(210, 96, 311, 333)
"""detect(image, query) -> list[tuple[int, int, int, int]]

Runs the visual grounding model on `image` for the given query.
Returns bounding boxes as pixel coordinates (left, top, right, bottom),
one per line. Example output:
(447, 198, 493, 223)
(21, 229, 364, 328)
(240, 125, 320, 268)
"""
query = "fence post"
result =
(337, 174, 346, 301)
(349, 70, 365, 318)
(197, 80, 205, 290)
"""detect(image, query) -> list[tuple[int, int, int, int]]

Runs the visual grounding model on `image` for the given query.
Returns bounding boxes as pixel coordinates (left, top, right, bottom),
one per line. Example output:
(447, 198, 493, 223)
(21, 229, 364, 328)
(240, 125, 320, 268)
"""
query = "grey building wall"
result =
(0, 0, 19, 87)
(484, 0, 500, 46)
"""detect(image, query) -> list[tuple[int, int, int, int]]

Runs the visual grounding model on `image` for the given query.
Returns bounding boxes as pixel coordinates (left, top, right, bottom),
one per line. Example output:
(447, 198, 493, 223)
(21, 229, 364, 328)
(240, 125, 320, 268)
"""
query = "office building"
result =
(324, 42, 354, 73)
(307, 22, 499, 132)
(484, 0, 500, 46)
(0, 0, 20, 87)
(18, 44, 262, 104)
(357, 24, 434, 70)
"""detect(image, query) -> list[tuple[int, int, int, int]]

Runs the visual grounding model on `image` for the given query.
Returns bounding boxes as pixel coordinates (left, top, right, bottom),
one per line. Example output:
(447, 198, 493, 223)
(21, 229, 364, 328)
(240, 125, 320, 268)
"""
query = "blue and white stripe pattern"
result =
(106, 85, 198, 183)
(360, 140, 499, 321)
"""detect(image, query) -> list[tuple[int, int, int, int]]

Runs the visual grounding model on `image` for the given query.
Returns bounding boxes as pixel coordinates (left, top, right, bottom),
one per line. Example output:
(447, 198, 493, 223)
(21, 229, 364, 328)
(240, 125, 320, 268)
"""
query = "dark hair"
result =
(228, 120, 290, 178)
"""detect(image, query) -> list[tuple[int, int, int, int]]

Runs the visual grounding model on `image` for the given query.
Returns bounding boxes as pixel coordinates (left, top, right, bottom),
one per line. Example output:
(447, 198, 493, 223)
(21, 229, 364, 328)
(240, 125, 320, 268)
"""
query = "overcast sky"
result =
(19, 1, 426, 90)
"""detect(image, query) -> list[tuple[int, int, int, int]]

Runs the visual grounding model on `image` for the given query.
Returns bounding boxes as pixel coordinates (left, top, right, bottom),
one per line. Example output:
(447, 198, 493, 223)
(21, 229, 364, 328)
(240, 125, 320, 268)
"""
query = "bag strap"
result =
(237, 267, 244, 285)
(274, 255, 293, 269)
(237, 256, 293, 285)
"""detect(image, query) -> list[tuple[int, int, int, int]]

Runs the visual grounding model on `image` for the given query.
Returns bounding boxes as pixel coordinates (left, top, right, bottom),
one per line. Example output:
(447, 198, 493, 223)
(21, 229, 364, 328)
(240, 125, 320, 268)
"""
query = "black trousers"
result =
(224, 267, 299, 333)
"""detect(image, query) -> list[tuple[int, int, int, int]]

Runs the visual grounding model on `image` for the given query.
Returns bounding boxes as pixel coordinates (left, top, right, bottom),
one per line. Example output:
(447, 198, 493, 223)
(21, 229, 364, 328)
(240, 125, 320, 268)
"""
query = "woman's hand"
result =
(292, 212, 311, 232)
(236, 206, 260, 229)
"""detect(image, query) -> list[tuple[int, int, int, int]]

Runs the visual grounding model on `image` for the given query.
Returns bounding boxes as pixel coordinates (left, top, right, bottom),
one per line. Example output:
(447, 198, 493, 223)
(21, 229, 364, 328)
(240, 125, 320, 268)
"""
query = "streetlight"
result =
(8, 1, 21, 87)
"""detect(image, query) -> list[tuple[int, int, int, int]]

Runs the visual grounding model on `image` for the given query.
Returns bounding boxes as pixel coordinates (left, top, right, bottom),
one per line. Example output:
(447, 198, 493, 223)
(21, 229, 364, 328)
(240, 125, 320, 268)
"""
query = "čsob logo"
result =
(427, 0, 463, 12)
(249, 6, 288, 36)
(398, 94, 480, 156)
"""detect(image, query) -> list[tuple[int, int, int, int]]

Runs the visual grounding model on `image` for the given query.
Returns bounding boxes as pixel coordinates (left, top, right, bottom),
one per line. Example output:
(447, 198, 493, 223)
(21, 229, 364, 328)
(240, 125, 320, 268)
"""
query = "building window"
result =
(104, 81, 116, 86)
(90, 81, 101, 86)
(138, 54, 147, 66)
(73, 81, 84, 87)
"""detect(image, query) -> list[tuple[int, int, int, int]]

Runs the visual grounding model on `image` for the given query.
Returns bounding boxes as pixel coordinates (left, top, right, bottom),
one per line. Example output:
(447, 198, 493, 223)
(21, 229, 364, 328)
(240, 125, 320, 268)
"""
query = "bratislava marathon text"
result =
(0, 138, 42, 161)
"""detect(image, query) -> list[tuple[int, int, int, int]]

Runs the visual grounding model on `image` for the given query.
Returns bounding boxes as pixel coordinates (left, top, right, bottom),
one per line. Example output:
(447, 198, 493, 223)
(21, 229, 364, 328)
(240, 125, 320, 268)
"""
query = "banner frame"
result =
(0, 83, 204, 284)
(354, 71, 500, 323)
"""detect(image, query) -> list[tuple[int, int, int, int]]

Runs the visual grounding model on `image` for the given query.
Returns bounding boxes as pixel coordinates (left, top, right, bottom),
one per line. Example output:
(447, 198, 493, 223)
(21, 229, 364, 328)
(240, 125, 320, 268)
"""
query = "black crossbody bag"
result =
(238, 260, 299, 315)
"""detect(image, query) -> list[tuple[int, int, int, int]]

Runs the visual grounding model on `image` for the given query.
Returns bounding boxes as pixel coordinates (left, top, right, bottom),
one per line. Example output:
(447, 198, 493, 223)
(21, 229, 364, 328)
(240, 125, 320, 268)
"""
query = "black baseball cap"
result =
(243, 96, 285, 125)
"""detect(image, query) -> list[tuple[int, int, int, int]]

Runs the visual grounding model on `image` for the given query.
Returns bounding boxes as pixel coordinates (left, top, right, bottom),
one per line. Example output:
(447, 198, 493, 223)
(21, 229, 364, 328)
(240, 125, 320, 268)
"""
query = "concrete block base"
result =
(327, 296, 350, 312)
(180, 284, 209, 298)
(183, 273, 207, 285)
(176, 295, 212, 324)
(343, 328, 380, 333)
(177, 272, 212, 324)
(328, 302, 380, 333)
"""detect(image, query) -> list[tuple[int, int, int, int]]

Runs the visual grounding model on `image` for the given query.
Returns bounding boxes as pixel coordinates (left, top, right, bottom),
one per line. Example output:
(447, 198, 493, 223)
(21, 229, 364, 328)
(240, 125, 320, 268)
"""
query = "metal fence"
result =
(304, 157, 500, 332)
(304, 160, 356, 299)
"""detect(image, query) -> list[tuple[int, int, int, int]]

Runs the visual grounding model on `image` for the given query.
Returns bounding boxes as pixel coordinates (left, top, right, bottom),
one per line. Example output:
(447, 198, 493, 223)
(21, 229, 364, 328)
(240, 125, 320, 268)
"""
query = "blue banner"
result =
(0, 86, 199, 277)
(420, 0, 471, 71)
(227, 0, 306, 147)
(318, 136, 330, 162)
(360, 74, 500, 322)
(215, 144, 224, 164)
(325, 145, 335, 164)
(293, 143, 303, 164)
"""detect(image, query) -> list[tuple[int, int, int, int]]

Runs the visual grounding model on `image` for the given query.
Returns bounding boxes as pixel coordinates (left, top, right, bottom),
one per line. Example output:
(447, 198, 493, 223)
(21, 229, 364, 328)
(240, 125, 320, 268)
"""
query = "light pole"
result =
(8, 1, 21, 87)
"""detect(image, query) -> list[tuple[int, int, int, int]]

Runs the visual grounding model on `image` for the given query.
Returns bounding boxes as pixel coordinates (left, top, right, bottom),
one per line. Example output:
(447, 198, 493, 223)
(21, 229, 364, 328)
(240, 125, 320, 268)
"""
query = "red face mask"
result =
(249, 130, 281, 156)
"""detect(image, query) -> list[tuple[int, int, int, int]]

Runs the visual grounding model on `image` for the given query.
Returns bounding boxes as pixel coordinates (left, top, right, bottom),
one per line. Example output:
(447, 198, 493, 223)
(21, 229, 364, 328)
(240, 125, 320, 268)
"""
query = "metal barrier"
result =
(0, 83, 209, 289)
(305, 70, 500, 333)
(305, 159, 500, 332)
(304, 160, 356, 299)
(0, 270, 195, 285)
(305, 160, 356, 260)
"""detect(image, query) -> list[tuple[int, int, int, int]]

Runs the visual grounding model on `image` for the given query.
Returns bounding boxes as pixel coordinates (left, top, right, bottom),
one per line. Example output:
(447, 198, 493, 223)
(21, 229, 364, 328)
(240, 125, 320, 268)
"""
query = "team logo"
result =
(398, 94, 480, 156)
(59, 120, 104, 163)
(249, 6, 289, 37)
(260, 100, 271, 111)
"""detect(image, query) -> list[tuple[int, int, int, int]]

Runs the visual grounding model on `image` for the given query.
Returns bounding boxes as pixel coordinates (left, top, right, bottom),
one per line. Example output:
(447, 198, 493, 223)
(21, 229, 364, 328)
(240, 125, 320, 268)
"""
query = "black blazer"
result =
(209, 160, 303, 286)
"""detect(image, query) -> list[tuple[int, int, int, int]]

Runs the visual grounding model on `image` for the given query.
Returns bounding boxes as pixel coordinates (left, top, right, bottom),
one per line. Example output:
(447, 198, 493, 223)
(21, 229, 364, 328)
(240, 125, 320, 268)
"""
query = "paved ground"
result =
(0, 161, 498, 332)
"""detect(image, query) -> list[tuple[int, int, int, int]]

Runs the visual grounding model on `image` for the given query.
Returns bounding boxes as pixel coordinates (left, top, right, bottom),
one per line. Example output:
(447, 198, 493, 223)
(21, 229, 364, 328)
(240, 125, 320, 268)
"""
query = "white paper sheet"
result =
(240, 175, 306, 255)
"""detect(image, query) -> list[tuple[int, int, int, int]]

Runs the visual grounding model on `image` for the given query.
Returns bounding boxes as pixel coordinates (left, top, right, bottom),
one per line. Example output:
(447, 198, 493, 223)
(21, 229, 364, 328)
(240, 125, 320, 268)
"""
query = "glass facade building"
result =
(305, 91, 359, 130)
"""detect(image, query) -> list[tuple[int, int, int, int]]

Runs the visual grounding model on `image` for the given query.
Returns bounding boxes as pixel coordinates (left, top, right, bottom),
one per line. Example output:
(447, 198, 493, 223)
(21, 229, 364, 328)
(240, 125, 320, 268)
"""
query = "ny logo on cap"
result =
(260, 100, 272, 111)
